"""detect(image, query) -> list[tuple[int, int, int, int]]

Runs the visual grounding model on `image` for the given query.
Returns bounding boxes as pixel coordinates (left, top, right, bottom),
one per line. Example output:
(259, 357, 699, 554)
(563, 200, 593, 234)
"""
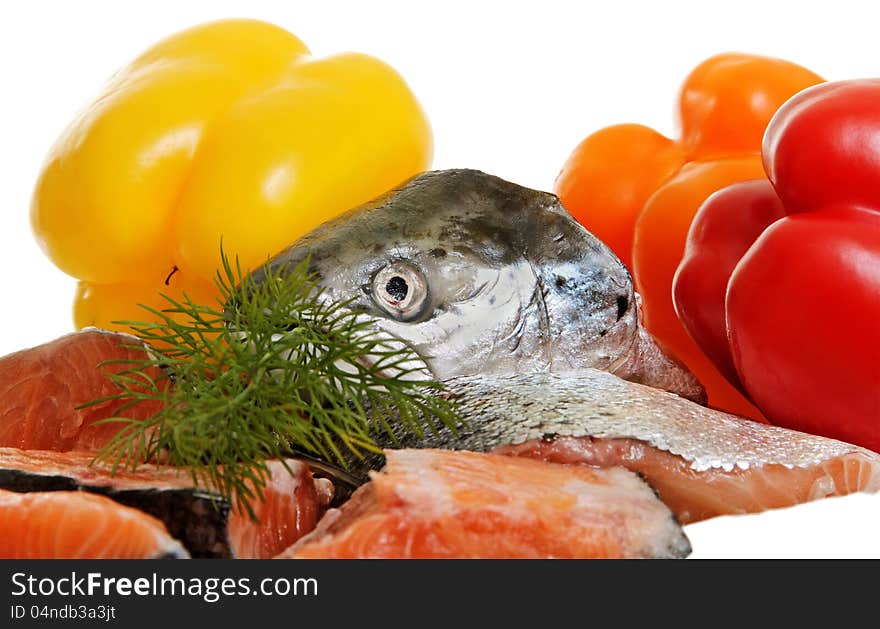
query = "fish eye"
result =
(371, 262, 429, 321)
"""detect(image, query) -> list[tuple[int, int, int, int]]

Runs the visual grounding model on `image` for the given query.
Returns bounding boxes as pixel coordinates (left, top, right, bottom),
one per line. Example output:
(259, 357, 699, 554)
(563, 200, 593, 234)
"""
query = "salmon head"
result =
(250, 169, 704, 402)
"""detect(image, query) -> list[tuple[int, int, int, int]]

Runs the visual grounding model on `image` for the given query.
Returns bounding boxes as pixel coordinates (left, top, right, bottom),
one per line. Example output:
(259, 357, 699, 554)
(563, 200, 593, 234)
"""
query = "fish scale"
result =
(426, 370, 871, 473)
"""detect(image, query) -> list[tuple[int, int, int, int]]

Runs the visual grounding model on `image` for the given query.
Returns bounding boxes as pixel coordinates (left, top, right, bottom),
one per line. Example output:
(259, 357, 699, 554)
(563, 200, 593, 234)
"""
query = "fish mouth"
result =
(605, 329, 639, 375)
(605, 293, 707, 404)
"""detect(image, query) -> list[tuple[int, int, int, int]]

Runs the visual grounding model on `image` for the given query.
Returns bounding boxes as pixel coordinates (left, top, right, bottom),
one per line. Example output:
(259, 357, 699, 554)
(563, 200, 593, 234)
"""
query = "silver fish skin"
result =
(434, 370, 879, 473)
(308, 366, 880, 530)
(252, 169, 703, 402)
(429, 370, 880, 524)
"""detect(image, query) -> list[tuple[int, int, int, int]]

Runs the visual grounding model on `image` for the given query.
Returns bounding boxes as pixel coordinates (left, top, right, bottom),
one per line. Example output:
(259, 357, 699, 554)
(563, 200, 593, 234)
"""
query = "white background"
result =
(1, 0, 878, 558)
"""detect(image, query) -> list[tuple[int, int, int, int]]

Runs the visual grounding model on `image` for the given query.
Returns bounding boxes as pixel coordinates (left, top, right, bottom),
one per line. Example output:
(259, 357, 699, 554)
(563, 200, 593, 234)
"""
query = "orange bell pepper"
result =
(555, 53, 823, 419)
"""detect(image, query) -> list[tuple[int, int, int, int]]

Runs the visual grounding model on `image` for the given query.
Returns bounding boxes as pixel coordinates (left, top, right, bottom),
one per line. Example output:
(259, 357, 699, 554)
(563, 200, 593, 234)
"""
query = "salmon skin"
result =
(348, 370, 880, 523)
(0, 488, 188, 559)
(0, 447, 333, 558)
(279, 449, 691, 559)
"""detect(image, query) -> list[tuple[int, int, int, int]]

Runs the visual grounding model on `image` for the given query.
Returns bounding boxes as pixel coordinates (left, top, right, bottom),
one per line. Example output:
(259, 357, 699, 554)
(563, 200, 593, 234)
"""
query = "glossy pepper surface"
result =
(30, 19, 432, 331)
(726, 81, 880, 452)
(555, 53, 823, 418)
(672, 179, 785, 391)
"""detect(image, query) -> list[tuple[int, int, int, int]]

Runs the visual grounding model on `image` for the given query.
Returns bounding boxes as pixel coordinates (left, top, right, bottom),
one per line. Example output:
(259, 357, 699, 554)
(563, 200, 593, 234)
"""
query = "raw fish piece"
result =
(279, 449, 690, 559)
(0, 447, 333, 558)
(0, 329, 162, 451)
(0, 488, 188, 559)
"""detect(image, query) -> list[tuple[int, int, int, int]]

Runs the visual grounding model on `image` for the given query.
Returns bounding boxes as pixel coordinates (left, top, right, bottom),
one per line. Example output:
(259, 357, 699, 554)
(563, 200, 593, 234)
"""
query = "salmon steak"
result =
(279, 449, 691, 559)
(0, 447, 333, 558)
(0, 488, 187, 559)
(0, 329, 161, 451)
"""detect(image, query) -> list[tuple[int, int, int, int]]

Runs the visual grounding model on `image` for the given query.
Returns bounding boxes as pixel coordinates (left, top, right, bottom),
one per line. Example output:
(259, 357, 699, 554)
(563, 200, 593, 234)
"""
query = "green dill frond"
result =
(85, 247, 462, 518)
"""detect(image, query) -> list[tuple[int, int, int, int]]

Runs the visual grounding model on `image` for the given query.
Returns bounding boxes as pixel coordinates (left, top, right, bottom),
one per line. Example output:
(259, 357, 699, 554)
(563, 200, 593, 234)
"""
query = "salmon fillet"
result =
(0, 329, 163, 451)
(0, 488, 187, 559)
(383, 371, 880, 524)
(279, 449, 690, 559)
(0, 447, 333, 558)
(495, 436, 880, 524)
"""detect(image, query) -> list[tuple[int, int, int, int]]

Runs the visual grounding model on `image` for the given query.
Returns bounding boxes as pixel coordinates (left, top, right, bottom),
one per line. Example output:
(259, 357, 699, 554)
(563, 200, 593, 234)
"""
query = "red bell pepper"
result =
(673, 180, 784, 391)
(674, 80, 880, 451)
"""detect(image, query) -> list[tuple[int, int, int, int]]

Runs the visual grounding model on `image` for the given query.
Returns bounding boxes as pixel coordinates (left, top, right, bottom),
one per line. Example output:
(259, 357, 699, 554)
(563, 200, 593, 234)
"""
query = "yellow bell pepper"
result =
(31, 19, 432, 332)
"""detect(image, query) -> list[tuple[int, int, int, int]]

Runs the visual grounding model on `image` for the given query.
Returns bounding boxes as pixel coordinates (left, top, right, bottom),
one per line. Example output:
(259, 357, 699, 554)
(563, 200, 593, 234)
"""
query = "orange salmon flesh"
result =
(0, 488, 187, 559)
(279, 449, 691, 559)
(0, 447, 333, 558)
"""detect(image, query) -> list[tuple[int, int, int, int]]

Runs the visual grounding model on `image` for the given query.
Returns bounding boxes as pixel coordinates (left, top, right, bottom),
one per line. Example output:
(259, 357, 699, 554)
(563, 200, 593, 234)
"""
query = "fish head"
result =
(253, 169, 701, 400)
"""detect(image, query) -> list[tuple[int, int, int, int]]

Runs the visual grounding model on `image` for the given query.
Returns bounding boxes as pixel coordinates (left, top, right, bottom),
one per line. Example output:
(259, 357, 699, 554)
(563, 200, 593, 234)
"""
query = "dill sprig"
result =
(86, 250, 461, 518)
